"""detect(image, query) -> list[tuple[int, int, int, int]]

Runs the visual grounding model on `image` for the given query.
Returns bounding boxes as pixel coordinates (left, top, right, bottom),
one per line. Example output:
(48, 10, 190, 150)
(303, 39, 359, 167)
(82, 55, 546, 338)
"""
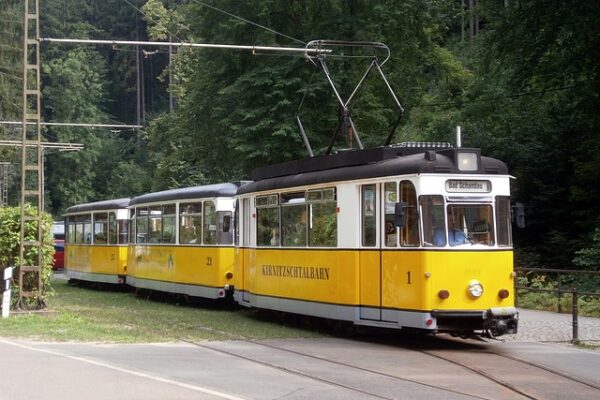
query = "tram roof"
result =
(238, 145, 508, 195)
(129, 182, 248, 206)
(64, 198, 130, 214)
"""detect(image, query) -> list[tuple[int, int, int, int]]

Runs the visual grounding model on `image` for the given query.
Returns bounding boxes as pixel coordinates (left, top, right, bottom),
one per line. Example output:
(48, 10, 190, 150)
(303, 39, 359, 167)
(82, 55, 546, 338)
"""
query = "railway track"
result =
(184, 334, 600, 400)
(184, 338, 487, 400)
(417, 347, 599, 400)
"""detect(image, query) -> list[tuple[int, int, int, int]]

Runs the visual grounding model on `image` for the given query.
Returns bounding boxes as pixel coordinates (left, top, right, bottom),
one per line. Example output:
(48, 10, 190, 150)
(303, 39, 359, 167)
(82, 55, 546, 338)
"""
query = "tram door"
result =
(241, 198, 251, 303)
(359, 184, 382, 320)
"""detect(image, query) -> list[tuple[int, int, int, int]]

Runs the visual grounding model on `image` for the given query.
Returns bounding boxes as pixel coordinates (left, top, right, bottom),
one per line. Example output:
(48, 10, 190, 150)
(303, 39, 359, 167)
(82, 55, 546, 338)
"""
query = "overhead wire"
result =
(122, 0, 183, 42)
(188, 0, 306, 46)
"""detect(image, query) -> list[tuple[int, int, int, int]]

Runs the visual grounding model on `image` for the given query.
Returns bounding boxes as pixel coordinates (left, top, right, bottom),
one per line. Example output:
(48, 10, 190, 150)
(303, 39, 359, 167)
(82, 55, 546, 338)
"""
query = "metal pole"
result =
(40, 38, 331, 54)
(0, 121, 143, 129)
(557, 272, 562, 313)
(572, 288, 579, 344)
(2, 267, 12, 318)
(169, 37, 174, 113)
(295, 116, 314, 157)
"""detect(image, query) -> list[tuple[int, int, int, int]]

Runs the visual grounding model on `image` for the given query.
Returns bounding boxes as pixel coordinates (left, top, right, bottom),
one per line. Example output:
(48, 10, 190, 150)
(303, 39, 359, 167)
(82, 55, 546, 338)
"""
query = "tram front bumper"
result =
(431, 307, 518, 337)
(485, 307, 519, 336)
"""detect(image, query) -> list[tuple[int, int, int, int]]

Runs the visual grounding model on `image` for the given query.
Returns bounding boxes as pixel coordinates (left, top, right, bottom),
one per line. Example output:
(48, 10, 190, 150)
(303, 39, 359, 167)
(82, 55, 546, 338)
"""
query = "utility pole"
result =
(13, 0, 84, 311)
(19, 0, 44, 309)
(0, 162, 9, 207)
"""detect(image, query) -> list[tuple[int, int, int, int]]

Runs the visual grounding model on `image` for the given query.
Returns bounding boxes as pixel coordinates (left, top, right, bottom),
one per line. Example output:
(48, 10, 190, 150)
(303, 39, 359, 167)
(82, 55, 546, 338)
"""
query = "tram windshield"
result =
(421, 196, 495, 247)
(446, 204, 495, 246)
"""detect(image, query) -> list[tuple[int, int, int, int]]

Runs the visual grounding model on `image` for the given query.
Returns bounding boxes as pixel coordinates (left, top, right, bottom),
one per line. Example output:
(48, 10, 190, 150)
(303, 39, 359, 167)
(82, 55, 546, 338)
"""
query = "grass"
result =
(0, 278, 324, 343)
(574, 342, 600, 352)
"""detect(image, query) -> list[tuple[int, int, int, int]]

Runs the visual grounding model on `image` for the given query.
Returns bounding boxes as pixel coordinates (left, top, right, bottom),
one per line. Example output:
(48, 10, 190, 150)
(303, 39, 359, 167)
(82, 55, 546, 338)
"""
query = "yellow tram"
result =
(234, 143, 519, 337)
(64, 198, 130, 284)
(126, 183, 246, 299)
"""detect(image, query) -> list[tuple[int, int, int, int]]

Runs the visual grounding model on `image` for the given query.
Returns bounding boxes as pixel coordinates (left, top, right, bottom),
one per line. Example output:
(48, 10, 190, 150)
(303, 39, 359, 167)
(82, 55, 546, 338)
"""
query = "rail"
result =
(514, 267, 600, 343)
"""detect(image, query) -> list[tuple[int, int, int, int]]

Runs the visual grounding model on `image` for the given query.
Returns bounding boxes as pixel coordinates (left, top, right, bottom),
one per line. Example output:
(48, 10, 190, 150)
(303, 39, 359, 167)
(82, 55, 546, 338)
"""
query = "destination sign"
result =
(445, 180, 491, 193)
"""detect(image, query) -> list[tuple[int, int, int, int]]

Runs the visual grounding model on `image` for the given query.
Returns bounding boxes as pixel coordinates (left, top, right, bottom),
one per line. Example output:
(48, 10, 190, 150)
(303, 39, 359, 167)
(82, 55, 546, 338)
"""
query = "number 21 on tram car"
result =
(126, 183, 246, 299)
(234, 143, 519, 338)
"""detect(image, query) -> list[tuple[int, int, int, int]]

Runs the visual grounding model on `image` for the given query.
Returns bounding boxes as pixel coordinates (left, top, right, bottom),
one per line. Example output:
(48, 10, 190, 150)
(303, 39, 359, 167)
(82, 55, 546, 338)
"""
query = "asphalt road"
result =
(1, 328, 599, 400)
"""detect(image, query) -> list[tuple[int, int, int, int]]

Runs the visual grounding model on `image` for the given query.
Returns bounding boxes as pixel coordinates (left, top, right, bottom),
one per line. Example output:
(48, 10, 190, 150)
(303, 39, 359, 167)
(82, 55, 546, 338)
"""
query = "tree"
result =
(453, 0, 600, 267)
(143, 0, 470, 188)
(38, 0, 155, 214)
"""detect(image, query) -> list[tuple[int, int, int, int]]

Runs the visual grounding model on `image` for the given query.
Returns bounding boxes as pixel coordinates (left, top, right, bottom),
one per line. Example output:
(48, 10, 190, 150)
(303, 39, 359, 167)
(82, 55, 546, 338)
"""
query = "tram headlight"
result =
(467, 280, 484, 298)
(457, 152, 478, 171)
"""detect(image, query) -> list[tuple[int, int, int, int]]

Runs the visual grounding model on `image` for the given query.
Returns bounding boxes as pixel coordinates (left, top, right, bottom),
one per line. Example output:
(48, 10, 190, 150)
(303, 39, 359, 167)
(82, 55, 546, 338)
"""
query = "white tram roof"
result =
(64, 198, 130, 214)
(129, 182, 250, 206)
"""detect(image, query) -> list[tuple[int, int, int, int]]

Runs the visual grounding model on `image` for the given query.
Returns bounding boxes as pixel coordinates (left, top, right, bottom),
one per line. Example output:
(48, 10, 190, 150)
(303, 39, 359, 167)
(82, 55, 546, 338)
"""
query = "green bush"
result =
(0, 205, 54, 309)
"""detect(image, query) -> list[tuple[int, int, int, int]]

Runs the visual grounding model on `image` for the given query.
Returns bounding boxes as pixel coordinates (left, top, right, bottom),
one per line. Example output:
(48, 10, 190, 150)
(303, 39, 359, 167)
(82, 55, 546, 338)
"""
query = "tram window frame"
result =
(179, 202, 202, 245)
(203, 201, 217, 245)
(307, 188, 337, 247)
(129, 209, 135, 244)
(242, 198, 251, 247)
(281, 192, 308, 247)
(108, 212, 118, 245)
(136, 207, 149, 244)
(66, 217, 74, 244)
(234, 200, 240, 246)
(420, 195, 446, 247)
(82, 214, 92, 244)
(361, 185, 377, 247)
(400, 181, 420, 247)
(148, 205, 162, 244)
(383, 182, 398, 248)
(118, 218, 129, 244)
(74, 216, 84, 244)
(93, 212, 109, 245)
(496, 196, 512, 247)
(162, 204, 176, 244)
(446, 203, 495, 246)
(256, 194, 279, 247)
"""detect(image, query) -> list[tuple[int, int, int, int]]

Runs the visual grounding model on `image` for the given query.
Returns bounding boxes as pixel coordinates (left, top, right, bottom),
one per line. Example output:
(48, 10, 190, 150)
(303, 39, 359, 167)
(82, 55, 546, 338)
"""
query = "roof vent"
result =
(392, 142, 453, 149)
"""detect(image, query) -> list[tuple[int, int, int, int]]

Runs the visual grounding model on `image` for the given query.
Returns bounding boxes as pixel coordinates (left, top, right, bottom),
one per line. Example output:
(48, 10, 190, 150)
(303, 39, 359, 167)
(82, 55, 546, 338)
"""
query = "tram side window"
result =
(420, 196, 446, 247)
(203, 201, 217, 245)
(362, 185, 377, 247)
(384, 182, 398, 247)
(234, 201, 239, 246)
(179, 202, 202, 244)
(496, 196, 512, 246)
(67, 217, 76, 244)
(75, 216, 85, 243)
(400, 181, 420, 247)
(94, 213, 108, 244)
(118, 218, 129, 244)
(162, 204, 176, 244)
(308, 189, 337, 247)
(129, 209, 135, 244)
(242, 198, 251, 247)
(256, 195, 279, 246)
(136, 207, 149, 243)
(148, 206, 162, 243)
(282, 192, 307, 247)
(83, 215, 92, 244)
(108, 212, 117, 245)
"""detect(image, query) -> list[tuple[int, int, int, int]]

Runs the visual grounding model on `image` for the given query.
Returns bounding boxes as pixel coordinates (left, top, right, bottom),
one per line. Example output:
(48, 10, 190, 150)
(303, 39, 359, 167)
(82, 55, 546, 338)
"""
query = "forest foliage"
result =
(0, 0, 599, 270)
